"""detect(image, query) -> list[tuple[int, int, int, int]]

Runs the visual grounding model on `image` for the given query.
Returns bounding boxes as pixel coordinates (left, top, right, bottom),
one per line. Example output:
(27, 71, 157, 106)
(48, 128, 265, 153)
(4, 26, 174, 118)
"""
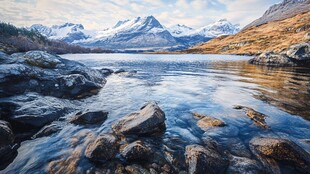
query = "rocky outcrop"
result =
(85, 133, 119, 162)
(185, 144, 229, 174)
(120, 140, 153, 161)
(249, 42, 310, 66)
(250, 137, 310, 173)
(0, 51, 106, 99)
(70, 111, 108, 125)
(0, 121, 14, 147)
(192, 113, 225, 131)
(233, 105, 268, 129)
(32, 124, 61, 139)
(112, 102, 166, 136)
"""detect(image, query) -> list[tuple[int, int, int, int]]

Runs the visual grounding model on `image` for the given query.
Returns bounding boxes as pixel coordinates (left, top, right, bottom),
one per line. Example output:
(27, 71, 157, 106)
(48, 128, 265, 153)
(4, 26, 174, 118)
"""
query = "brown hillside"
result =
(182, 12, 310, 55)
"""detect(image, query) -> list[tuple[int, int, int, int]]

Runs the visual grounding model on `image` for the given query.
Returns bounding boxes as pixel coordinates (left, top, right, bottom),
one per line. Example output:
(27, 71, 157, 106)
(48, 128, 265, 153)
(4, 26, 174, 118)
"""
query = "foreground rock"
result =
(0, 93, 74, 128)
(112, 102, 166, 136)
(234, 105, 268, 129)
(0, 51, 106, 99)
(250, 137, 310, 173)
(227, 155, 264, 174)
(0, 145, 18, 170)
(85, 133, 119, 162)
(0, 121, 14, 147)
(32, 123, 61, 139)
(249, 42, 310, 66)
(192, 112, 225, 131)
(185, 144, 228, 174)
(120, 140, 153, 161)
(70, 111, 108, 125)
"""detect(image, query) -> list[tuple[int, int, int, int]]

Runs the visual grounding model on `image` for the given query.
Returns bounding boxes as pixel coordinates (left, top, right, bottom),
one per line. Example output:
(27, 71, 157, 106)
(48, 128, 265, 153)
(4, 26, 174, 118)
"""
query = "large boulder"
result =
(0, 51, 106, 99)
(185, 144, 229, 174)
(0, 93, 74, 129)
(248, 52, 296, 66)
(250, 137, 310, 173)
(286, 42, 310, 61)
(85, 133, 119, 162)
(120, 140, 153, 161)
(112, 102, 166, 136)
(0, 120, 14, 148)
(70, 111, 108, 125)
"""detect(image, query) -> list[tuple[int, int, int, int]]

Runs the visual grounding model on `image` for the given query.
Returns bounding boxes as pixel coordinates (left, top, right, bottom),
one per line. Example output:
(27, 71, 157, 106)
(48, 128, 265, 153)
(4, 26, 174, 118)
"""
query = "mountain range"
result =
(30, 16, 240, 51)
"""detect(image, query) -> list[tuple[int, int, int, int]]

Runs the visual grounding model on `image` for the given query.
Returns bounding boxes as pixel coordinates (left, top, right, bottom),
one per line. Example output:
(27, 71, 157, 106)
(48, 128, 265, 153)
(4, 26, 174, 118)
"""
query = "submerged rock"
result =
(85, 133, 119, 162)
(227, 155, 264, 174)
(185, 144, 228, 174)
(112, 102, 166, 136)
(192, 112, 225, 131)
(0, 120, 14, 148)
(70, 111, 108, 125)
(120, 140, 153, 161)
(32, 123, 61, 139)
(233, 105, 268, 129)
(0, 51, 106, 99)
(250, 137, 310, 173)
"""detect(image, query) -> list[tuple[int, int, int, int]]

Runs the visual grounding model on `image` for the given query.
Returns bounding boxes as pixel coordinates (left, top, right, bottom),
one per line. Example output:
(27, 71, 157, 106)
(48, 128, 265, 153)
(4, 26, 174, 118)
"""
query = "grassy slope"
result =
(182, 12, 310, 55)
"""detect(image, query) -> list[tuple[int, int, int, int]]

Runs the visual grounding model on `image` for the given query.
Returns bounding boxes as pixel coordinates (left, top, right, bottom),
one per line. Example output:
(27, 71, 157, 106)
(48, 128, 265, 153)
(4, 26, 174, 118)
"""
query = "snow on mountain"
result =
(30, 23, 91, 43)
(168, 24, 194, 37)
(192, 19, 240, 37)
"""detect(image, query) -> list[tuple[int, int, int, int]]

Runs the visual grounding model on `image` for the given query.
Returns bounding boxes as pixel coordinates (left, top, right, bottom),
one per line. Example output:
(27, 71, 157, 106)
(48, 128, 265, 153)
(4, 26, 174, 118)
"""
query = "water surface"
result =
(3, 53, 310, 173)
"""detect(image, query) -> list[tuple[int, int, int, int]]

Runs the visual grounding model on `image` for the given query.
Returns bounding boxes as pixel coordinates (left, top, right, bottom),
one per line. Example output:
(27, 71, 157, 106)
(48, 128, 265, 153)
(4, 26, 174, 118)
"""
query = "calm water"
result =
(2, 54, 310, 173)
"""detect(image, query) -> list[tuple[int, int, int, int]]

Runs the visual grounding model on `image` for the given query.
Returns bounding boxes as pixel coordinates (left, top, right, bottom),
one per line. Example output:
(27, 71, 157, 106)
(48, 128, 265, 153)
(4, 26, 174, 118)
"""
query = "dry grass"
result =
(182, 12, 310, 55)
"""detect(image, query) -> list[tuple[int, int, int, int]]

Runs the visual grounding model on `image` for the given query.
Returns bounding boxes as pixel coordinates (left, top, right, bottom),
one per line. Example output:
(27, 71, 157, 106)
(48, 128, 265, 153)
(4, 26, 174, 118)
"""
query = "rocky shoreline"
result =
(0, 51, 310, 173)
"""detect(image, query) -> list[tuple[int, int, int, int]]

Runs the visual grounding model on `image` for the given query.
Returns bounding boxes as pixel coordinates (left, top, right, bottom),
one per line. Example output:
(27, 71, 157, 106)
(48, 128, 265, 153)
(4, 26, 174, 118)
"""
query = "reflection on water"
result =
(2, 53, 310, 173)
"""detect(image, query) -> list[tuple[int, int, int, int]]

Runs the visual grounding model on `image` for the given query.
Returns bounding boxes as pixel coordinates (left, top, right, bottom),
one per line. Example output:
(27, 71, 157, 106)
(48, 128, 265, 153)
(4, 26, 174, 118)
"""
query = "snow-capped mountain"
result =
(30, 17, 240, 50)
(30, 23, 91, 43)
(77, 16, 177, 49)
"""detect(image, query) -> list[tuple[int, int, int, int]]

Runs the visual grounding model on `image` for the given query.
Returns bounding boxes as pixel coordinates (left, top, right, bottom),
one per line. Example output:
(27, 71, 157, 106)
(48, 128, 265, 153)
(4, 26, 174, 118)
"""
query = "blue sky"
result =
(0, 0, 281, 29)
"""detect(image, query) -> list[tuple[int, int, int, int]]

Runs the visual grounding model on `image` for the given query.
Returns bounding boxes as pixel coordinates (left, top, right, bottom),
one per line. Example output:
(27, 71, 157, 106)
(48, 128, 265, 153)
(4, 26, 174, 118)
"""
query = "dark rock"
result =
(286, 42, 310, 61)
(114, 69, 126, 74)
(250, 137, 310, 173)
(248, 52, 297, 66)
(192, 112, 225, 131)
(185, 144, 229, 174)
(125, 164, 150, 174)
(0, 145, 18, 170)
(0, 120, 14, 148)
(0, 93, 73, 128)
(32, 123, 61, 139)
(0, 51, 106, 99)
(100, 68, 114, 76)
(85, 133, 119, 162)
(227, 155, 264, 174)
(233, 106, 268, 129)
(112, 102, 166, 136)
(120, 140, 153, 161)
(70, 111, 108, 125)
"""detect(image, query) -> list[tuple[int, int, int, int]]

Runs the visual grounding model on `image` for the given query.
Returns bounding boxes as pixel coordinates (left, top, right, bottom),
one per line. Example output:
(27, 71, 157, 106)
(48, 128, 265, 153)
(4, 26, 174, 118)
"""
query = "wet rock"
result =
(32, 124, 61, 139)
(286, 42, 310, 61)
(0, 145, 18, 170)
(225, 138, 252, 158)
(185, 144, 228, 174)
(233, 106, 268, 129)
(114, 69, 137, 76)
(0, 93, 73, 128)
(120, 140, 153, 161)
(100, 68, 114, 76)
(112, 102, 166, 136)
(250, 137, 310, 173)
(125, 164, 150, 174)
(248, 52, 296, 66)
(192, 113, 225, 131)
(227, 155, 264, 174)
(114, 68, 126, 74)
(70, 111, 108, 125)
(85, 133, 119, 162)
(0, 51, 106, 99)
(0, 120, 14, 148)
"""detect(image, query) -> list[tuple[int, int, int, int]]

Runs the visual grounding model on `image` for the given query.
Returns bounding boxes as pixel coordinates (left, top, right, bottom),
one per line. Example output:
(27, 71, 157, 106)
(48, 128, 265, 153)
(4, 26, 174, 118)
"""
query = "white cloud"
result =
(0, 0, 282, 30)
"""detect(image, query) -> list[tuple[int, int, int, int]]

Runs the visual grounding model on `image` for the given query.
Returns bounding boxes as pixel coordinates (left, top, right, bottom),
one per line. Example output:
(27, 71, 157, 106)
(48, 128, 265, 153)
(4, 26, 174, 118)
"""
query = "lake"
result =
(3, 53, 310, 173)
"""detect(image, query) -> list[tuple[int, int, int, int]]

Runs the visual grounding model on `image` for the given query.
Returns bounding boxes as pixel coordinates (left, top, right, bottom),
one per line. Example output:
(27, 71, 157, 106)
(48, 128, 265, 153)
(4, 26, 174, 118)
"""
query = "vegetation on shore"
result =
(0, 22, 111, 54)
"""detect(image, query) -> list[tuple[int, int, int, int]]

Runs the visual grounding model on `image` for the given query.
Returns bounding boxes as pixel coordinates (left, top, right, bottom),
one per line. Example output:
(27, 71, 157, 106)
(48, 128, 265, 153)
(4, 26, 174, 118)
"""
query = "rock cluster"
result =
(249, 42, 310, 66)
